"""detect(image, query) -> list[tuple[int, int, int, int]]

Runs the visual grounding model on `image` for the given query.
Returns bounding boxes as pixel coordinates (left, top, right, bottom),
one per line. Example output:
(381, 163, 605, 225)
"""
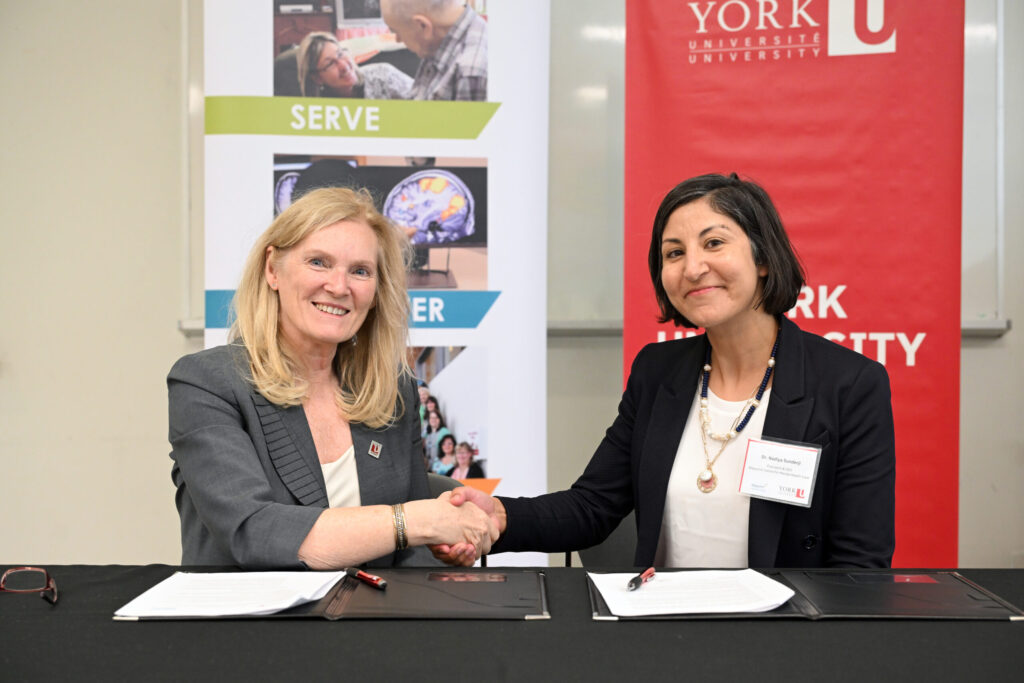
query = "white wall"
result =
(0, 1, 196, 564)
(1, 1, 1020, 567)
(429, 346, 489, 467)
(958, 1, 1024, 568)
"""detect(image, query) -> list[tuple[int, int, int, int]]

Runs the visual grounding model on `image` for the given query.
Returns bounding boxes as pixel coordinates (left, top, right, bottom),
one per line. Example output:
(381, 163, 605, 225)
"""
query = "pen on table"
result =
(346, 568, 387, 591)
(627, 567, 656, 591)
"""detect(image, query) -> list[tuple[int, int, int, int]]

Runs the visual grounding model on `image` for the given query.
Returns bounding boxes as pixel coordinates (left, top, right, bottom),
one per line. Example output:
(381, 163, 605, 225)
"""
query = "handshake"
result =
(429, 487, 507, 566)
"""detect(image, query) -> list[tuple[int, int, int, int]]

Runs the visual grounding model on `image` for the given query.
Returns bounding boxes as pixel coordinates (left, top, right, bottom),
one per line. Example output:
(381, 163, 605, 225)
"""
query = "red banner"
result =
(625, 0, 963, 566)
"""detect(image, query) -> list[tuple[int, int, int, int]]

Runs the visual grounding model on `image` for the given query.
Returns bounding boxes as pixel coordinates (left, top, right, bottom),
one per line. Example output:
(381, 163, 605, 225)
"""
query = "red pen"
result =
(346, 567, 387, 591)
(627, 567, 656, 591)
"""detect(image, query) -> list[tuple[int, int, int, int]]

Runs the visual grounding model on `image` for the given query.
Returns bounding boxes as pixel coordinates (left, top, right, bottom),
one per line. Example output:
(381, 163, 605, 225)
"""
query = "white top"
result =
(654, 386, 771, 568)
(320, 445, 362, 509)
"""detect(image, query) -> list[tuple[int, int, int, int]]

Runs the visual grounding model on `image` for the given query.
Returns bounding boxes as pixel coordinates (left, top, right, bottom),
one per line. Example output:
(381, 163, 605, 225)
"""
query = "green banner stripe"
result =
(205, 96, 499, 139)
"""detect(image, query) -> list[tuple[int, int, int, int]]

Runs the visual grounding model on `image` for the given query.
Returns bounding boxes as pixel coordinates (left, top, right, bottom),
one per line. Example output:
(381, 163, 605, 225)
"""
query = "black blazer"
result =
(495, 318, 895, 568)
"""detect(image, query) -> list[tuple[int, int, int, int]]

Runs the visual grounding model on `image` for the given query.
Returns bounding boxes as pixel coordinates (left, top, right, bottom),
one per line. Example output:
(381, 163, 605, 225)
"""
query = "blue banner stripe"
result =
(205, 290, 235, 329)
(203, 289, 500, 329)
(408, 291, 500, 328)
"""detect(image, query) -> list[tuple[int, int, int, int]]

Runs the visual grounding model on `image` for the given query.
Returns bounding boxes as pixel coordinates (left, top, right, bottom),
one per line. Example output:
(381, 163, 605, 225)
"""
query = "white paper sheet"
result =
(588, 569, 794, 617)
(113, 571, 346, 619)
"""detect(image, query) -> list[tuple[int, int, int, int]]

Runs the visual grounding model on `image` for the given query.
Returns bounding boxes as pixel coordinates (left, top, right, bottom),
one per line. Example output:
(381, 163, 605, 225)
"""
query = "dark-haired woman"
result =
(421, 395, 441, 438)
(422, 410, 451, 471)
(438, 173, 895, 569)
(432, 434, 458, 476)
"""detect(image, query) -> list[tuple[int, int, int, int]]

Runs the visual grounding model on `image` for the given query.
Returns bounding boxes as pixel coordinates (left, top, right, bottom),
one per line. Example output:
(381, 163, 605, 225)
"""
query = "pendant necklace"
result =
(696, 335, 779, 493)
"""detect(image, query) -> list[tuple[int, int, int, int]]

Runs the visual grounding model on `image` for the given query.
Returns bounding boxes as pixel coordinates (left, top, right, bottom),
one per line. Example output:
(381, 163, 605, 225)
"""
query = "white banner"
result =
(203, 0, 549, 566)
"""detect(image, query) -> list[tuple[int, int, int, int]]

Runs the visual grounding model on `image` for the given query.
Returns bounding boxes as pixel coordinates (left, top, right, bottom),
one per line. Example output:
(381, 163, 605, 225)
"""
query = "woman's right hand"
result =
(404, 495, 498, 565)
(428, 488, 507, 565)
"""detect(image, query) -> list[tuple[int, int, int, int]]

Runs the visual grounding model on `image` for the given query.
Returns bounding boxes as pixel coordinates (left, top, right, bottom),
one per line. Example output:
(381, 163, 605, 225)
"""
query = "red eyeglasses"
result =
(1, 566, 58, 604)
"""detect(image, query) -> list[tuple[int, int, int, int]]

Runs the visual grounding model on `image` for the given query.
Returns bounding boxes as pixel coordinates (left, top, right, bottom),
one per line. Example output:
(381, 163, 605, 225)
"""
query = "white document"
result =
(113, 571, 345, 620)
(588, 569, 795, 618)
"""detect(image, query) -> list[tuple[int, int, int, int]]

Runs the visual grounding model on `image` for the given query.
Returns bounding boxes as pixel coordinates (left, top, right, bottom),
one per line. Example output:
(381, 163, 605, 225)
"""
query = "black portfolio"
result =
(588, 569, 1024, 621)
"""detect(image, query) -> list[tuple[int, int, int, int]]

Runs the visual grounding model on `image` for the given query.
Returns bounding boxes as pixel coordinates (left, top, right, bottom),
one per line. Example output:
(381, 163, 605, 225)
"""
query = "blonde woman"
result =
(450, 442, 484, 480)
(297, 32, 412, 99)
(167, 187, 495, 569)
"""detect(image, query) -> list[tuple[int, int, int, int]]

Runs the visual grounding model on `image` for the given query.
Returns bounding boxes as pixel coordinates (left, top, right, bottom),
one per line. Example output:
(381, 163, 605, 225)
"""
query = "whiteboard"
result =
(543, 0, 1008, 336)
(962, 0, 1008, 334)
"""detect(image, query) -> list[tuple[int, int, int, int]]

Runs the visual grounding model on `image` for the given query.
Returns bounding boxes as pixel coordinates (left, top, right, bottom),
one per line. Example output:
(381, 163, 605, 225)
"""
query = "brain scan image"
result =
(383, 170, 475, 246)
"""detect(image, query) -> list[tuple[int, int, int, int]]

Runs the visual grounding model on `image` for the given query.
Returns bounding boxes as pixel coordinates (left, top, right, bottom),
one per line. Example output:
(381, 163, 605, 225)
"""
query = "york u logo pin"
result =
(368, 441, 383, 458)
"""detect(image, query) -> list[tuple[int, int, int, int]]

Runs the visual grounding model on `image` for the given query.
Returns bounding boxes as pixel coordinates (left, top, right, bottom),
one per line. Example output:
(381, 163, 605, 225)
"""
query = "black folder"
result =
(114, 569, 549, 621)
(278, 568, 550, 620)
(588, 569, 1024, 621)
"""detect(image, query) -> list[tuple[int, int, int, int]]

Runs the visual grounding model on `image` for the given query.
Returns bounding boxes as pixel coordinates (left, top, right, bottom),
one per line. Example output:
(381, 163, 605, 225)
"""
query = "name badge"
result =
(738, 437, 821, 508)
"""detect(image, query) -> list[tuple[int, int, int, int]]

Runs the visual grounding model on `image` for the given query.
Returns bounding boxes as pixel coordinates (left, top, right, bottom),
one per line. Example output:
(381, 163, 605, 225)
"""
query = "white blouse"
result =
(320, 445, 362, 509)
(654, 386, 771, 568)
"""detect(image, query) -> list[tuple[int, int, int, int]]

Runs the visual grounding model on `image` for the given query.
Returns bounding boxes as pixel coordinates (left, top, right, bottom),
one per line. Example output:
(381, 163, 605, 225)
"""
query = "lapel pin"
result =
(368, 440, 383, 458)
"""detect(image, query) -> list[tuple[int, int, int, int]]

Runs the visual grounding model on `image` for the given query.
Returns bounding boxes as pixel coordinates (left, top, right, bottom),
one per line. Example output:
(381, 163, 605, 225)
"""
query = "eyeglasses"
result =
(317, 49, 351, 72)
(1, 566, 58, 604)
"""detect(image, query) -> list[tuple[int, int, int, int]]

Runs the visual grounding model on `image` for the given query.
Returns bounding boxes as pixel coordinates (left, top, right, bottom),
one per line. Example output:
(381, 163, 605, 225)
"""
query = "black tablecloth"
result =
(2, 566, 1021, 681)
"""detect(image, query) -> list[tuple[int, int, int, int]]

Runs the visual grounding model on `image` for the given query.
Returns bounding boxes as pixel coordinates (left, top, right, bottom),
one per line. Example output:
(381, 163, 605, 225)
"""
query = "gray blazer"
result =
(167, 343, 433, 568)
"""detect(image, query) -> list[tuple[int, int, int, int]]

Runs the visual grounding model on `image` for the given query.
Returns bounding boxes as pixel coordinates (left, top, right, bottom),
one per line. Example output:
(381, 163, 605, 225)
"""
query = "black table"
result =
(2, 566, 1022, 681)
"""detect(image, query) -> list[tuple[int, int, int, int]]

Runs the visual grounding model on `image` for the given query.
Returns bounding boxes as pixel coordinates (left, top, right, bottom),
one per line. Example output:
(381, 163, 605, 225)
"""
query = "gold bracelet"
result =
(392, 503, 408, 551)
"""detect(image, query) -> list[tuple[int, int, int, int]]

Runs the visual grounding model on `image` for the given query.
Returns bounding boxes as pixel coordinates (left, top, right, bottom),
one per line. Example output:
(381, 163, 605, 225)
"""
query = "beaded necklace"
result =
(696, 335, 779, 493)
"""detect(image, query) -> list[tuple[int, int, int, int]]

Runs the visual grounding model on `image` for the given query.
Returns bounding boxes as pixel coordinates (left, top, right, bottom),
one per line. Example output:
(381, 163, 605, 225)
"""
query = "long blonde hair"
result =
(231, 187, 412, 428)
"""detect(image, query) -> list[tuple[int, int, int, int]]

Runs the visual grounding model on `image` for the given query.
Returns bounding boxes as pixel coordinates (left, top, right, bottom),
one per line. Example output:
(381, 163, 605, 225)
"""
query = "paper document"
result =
(114, 571, 345, 619)
(588, 569, 794, 617)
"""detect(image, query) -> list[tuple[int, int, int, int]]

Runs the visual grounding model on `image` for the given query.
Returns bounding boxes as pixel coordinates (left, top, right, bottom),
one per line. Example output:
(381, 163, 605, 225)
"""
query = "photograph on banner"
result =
(273, 154, 487, 290)
(409, 344, 497, 493)
(272, 0, 489, 101)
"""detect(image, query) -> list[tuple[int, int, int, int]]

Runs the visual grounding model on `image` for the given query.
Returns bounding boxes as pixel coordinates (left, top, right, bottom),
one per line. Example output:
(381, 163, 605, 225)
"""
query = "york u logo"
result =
(795, 488, 807, 499)
(828, 0, 896, 56)
(687, 0, 821, 33)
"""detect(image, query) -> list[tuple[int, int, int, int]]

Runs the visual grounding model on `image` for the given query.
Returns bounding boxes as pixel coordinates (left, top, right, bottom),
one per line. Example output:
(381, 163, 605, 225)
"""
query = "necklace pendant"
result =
(697, 469, 718, 493)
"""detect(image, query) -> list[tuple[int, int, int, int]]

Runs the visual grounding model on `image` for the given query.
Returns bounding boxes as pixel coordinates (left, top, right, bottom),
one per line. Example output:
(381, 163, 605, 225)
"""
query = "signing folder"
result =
(588, 569, 1024, 621)
(115, 568, 549, 621)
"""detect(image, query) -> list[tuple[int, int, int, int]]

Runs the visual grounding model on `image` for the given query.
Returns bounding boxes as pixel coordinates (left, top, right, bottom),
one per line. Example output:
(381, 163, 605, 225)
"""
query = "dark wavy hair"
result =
(648, 173, 805, 328)
(425, 409, 447, 434)
(438, 433, 457, 452)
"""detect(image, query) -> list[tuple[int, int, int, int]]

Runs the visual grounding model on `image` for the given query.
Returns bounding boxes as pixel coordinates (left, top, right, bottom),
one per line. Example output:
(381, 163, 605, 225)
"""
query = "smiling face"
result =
(659, 197, 768, 335)
(427, 411, 441, 430)
(265, 220, 378, 361)
(455, 445, 472, 467)
(440, 435, 455, 455)
(314, 43, 358, 93)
